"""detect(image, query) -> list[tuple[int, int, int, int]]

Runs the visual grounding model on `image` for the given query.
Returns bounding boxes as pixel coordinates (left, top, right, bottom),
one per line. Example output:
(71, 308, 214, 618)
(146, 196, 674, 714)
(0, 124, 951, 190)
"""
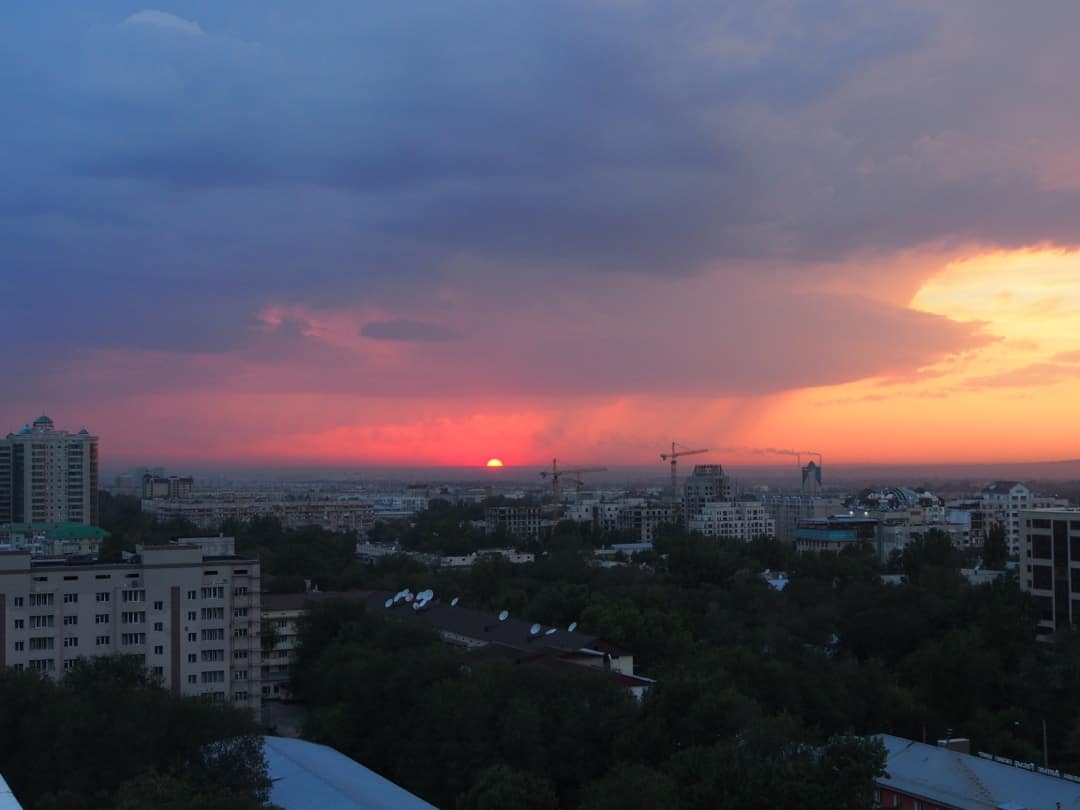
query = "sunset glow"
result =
(4, 3, 1080, 471)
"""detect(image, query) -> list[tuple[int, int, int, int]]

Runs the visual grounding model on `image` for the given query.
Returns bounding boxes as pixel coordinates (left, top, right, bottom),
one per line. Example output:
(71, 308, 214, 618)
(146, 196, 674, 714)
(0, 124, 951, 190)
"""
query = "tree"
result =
(983, 525, 1009, 569)
(460, 765, 559, 810)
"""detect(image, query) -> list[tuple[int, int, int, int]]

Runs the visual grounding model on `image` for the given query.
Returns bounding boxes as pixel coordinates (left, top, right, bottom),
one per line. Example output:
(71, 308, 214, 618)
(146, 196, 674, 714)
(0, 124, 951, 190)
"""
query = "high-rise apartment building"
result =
(982, 481, 1068, 557)
(682, 464, 735, 523)
(1019, 508, 1080, 636)
(0, 416, 98, 525)
(0, 537, 261, 716)
(688, 500, 775, 541)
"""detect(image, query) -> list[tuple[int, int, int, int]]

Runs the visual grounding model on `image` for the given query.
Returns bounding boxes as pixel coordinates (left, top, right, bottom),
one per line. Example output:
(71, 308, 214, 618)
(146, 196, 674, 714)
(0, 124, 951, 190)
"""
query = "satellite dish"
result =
(421, 589, 434, 601)
(530, 623, 541, 636)
(567, 622, 577, 633)
(450, 597, 459, 607)
(545, 628, 557, 636)
(384, 598, 393, 609)
(412, 601, 422, 611)
(405, 593, 414, 602)
(498, 610, 509, 622)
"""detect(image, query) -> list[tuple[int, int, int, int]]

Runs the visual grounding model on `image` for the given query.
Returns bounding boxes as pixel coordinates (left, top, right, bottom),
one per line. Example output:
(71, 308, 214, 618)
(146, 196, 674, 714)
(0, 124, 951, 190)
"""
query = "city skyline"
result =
(5, 2, 1080, 468)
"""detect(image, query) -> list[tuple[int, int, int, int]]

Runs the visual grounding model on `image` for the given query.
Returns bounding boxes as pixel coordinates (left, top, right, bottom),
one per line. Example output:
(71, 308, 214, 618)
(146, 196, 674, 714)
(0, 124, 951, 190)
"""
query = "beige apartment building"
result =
(0, 537, 261, 717)
(0, 416, 99, 526)
(1019, 508, 1080, 636)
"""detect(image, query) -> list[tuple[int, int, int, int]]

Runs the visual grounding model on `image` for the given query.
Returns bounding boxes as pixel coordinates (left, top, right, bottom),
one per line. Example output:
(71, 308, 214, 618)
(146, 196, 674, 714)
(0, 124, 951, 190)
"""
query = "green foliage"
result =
(983, 524, 1010, 568)
(0, 656, 270, 810)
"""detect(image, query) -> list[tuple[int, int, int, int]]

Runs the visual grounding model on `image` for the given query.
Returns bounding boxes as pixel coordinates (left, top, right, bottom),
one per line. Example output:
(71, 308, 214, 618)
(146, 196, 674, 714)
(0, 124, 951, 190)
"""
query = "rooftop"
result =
(263, 736, 435, 810)
(877, 734, 1080, 810)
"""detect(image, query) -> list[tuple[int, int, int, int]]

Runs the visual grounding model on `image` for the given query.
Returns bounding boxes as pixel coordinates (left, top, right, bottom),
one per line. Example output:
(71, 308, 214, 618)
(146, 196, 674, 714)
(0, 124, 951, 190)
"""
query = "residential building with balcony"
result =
(0, 537, 261, 717)
(1019, 508, 1080, 636)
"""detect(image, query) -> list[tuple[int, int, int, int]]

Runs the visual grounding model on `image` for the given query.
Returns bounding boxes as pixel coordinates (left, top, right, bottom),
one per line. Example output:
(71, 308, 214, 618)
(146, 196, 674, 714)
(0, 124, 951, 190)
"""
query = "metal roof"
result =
(263, 736, 436, 810)
(0, 773, 23, 810)
(877, 734, 1080, 810)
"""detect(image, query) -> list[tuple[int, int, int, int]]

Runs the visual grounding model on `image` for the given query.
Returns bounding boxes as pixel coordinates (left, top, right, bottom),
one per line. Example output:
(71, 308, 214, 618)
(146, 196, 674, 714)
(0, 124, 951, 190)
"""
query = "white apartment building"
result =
(0, 416, 98, 526)
(0, 537, 261, 716)
(688, 501, 775, 541)
(1019, 508, 1080, 636)
(982, 482, 1068, 557)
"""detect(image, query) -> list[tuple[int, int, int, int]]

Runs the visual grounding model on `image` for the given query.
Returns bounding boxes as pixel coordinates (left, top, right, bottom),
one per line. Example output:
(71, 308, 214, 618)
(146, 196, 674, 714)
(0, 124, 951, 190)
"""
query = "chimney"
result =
(937, 737, 971, 755)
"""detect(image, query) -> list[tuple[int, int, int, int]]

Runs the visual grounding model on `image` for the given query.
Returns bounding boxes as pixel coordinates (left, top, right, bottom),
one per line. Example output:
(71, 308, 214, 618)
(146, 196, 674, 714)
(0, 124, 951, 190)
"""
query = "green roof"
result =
(0, 523, 111, 540)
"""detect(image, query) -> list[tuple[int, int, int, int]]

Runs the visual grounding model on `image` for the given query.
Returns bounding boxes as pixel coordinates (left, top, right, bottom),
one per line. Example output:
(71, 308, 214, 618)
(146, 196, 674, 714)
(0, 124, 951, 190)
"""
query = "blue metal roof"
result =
(0, 773, 23, 810)
(877, 734, 1080, 810)
(263, 736, 436, 810)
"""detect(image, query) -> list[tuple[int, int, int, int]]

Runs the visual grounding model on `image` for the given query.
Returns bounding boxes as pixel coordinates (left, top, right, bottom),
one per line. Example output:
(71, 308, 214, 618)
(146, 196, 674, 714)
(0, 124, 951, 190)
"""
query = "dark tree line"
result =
(0, 656, 271, 810)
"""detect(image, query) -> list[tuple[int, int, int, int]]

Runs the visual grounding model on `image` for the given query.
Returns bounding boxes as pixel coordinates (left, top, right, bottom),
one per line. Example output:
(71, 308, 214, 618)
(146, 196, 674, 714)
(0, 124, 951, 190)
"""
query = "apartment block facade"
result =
(983, 482, 1068, 556)
(0, 537, 261, 716)
(0, 416, 98, 526)
(1019, 508, 1080, 635)
(687, 500, 775, 541)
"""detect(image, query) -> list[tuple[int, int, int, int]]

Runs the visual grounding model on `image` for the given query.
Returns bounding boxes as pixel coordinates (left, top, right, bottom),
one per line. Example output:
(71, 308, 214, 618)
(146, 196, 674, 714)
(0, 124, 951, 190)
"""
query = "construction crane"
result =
(540, 459, 607, 523)
(660, 442, 708, 513)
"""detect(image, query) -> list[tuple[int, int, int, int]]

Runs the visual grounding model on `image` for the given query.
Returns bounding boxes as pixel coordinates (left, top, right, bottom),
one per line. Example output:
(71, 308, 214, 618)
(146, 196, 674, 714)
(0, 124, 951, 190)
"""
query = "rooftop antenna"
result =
(498, 610, 509, 622)
(567, 621, 577, 633)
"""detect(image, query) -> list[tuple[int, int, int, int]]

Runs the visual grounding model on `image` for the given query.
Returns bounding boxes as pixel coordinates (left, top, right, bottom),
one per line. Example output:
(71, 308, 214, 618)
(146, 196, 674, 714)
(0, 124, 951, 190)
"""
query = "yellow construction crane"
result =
(540, 459, 607, 523)
(660, 442, 708, 513)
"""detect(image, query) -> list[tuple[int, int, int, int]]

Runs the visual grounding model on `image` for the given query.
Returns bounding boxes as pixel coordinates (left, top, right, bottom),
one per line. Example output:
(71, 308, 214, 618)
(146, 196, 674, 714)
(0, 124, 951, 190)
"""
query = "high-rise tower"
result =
(0, 416, 99, 525)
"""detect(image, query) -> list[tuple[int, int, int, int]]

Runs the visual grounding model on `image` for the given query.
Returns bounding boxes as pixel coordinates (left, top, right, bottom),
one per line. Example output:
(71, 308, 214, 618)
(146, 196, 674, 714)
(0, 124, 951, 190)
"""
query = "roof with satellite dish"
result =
(263, 736, 436, 810)
(367, 590, 602, 655)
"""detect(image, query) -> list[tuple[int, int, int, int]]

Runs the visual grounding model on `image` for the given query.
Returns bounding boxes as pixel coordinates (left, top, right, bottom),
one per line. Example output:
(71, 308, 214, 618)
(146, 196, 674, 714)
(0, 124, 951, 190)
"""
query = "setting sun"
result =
(485, 458, 505, 468)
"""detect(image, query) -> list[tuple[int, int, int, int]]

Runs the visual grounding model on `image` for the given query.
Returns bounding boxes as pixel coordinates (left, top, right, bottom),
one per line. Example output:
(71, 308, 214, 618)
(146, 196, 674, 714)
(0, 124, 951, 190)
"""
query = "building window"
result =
(187, 611, 197, 621)
(234, 608, 248, 618)
(30, 615, 54, 629)
(153, 645, 164, 655)
(234, 649, 249, 660)
(95, 614, 109, 624)
(233, 670, 248, 680)
(188, 674, 198, 684)
(122, 589, 145, 603)
(29, 637, 54, 650)
(187, 633, 198, 643)
(28, 659, 56, 673)
(14, 641, 24, 651)
(13, 597, 23, 608)
(153, 622, 164, 632)
(234, 586, 248, 596)
(121, 612, 146, 625)
(201, 670, 225, 684)
(202, 649, 225, 662)
(234, 628, 248, 638)
(63, 615, 78, 626)
(201, 607, 225, 621)
(14, 619, 24, 629)
(186, 590, 197, 600)
(151, 666, 164, 678)
(96, 635, 111, 646)
(202, 628, 225, 642)
(63, 593, 78, 604)
(121, 633, 146, 646)
(29, 594, 54, 607)
(201, 587, 224, 599)
(63, 637, 78, 648)
(96, 592, 110, 602)
(188, 653, 197, 663)
(153, 600, 164, 611)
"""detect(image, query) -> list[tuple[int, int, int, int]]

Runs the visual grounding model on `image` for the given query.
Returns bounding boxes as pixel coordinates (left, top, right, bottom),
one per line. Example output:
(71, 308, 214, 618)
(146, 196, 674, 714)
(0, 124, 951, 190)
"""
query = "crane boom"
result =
(659, 442, 708, 516)
(540, 459, 608, 524)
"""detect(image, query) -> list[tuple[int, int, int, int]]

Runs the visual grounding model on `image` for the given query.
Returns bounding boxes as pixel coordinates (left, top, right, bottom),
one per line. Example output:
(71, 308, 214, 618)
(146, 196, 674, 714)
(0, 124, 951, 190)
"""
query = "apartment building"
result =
(0, 537, 261, 716)
(688, 500, 775, 541)
(141, 474, 194, 500)
(1019, 508, 1080, 636)
(483, 505, 543, 540)
(0, 416, 98, 526)
(983, 482, 1068, 557)
(682, 465, 735, 522)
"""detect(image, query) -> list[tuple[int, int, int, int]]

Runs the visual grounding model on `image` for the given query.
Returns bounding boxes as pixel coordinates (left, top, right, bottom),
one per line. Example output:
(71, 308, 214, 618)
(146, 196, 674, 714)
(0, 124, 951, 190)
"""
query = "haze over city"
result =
(5, 1, 1080, 468)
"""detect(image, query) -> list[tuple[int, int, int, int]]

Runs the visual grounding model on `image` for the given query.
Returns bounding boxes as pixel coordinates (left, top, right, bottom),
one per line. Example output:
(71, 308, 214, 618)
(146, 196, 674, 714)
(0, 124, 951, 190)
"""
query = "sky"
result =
(4, 1, 1080, 470)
